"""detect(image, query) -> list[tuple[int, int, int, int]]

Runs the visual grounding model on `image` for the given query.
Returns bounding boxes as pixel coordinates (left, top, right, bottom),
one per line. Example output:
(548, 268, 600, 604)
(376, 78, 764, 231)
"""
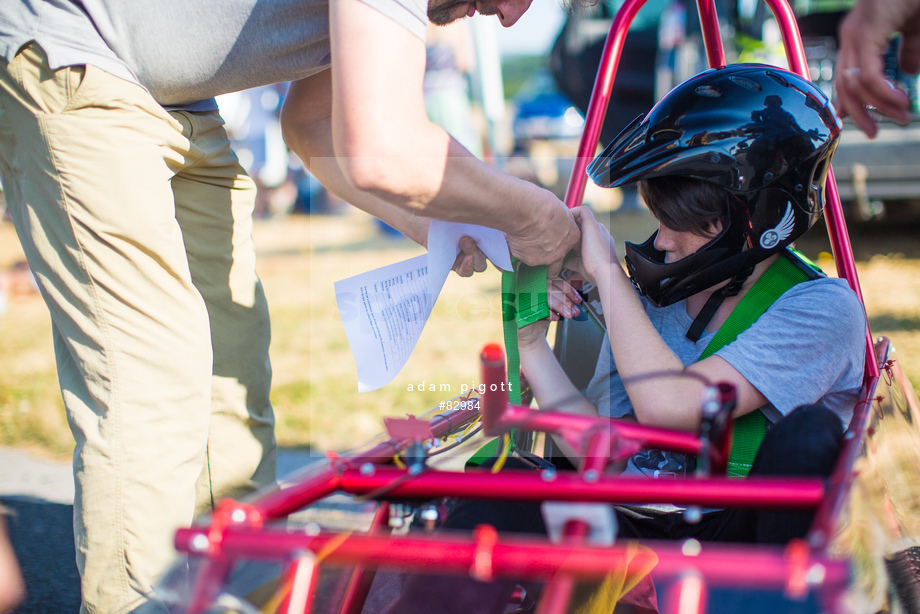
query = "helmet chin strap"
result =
(685, 267, 754, 342)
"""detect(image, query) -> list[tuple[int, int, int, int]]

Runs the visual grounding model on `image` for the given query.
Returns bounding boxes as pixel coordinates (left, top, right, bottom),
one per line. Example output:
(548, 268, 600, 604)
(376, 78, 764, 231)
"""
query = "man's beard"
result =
(427, 0, 496, 25)
(427, 0, 467, 25)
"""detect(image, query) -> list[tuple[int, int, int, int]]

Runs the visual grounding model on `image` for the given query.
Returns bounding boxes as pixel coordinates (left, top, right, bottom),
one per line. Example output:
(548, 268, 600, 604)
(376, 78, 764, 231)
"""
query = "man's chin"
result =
(428, 1, 470, 25)
(428, 10, 460, 25)
(427, 12, 453, 25)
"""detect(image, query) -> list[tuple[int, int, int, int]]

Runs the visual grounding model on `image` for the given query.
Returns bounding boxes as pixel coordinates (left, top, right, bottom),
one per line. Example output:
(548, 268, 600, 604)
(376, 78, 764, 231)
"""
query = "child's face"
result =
(653, 220, 723, 264)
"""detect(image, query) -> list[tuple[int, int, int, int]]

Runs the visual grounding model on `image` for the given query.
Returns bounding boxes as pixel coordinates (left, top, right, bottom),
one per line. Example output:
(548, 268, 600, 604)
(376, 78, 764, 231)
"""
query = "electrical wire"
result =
(490, 433, 512, 473)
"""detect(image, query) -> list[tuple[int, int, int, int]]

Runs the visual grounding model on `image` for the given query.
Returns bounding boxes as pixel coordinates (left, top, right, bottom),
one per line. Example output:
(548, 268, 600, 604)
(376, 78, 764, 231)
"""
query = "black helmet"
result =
(587, 64, 841, 307)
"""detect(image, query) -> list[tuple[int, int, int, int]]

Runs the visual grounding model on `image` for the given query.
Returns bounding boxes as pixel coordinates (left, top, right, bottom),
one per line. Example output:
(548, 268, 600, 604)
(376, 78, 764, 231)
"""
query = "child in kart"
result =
(381, 64, 867, 614)
(518, 63, 866, 543)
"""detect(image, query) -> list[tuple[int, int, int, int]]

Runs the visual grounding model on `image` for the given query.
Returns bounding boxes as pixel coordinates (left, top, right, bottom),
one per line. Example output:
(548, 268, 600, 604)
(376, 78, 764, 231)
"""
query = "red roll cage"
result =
(171, 1, 895, 612)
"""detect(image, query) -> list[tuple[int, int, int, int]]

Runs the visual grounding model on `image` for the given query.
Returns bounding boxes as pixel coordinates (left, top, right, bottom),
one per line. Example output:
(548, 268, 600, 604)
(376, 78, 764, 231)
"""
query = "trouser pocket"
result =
(7, 43, 88, 115)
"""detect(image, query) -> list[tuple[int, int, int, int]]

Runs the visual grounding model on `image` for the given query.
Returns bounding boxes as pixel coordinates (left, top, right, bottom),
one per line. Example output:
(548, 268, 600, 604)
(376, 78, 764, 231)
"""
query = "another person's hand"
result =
(516, 278, 582, 350)
(0, 510, 25, 614)
(569, 206, 617, 286)
(836, 0, 920, 137)
(451, 236, 488, 277)
(506, 194, 580, 271)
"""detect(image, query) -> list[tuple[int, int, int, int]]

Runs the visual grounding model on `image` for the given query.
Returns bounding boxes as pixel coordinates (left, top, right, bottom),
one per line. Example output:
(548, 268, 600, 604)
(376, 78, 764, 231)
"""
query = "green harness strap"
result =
(700, 248, 822, 477)
(467, 261, 550, 467)
(501, 260, 553, 405)
(466, 249, 819, 474)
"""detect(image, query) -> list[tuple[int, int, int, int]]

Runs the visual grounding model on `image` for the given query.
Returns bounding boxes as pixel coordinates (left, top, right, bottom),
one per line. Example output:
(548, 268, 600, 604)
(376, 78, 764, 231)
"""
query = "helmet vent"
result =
(695, 85, 722, 98)
(729, 76, 762, 91)
(765, 70, 789, 87)
(651, 129, 681, 142)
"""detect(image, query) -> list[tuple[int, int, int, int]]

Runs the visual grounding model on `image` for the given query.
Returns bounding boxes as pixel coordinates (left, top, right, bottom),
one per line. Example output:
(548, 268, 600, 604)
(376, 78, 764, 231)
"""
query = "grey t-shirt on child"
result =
(584, 276, 866, 481)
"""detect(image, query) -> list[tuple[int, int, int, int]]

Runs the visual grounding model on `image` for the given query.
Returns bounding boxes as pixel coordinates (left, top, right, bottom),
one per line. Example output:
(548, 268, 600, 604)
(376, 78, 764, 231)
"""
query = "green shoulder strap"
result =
(466, 261, 549, 468)
(700, 248, 822, 477)
(502, 260, 552, 406)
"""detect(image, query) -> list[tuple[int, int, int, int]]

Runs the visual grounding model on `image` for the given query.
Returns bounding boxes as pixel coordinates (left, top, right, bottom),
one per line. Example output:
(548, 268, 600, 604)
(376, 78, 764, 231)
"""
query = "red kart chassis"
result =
(173, 0, 919, 612)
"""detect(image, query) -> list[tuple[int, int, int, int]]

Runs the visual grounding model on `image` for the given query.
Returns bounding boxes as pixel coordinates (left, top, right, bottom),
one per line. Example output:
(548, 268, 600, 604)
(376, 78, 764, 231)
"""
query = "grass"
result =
(0, 209, 507, 456)
(0, 283, 72, 456)
(3, 207, 920, 458)
(501, 54, 550, 99)
(254, 210, 507, 452)
(3, 205, 920, 607)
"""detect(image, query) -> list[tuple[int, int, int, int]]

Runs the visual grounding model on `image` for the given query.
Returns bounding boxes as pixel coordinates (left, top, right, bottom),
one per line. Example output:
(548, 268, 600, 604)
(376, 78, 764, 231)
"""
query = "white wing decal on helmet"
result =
(759, 202, 796, 249)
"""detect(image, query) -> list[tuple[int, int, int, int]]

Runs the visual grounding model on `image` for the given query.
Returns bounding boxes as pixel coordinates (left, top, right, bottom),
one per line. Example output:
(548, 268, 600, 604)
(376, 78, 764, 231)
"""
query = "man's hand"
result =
(451, 236, 488, 277)
(505, 194, 580, 269)
(836, 0, 920, 138)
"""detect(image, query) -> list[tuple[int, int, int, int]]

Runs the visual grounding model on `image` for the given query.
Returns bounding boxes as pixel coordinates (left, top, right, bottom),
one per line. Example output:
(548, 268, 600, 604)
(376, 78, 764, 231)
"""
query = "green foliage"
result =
(0, 367, 71, 455)
(501, 55, 550, 100)
(3, 212, 920, 460)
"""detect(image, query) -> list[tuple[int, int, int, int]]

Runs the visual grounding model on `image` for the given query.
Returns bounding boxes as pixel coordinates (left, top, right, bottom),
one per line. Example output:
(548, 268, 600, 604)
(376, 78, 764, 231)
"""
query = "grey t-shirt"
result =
(361, 0, 428, 40)
(584, 276, 867, 480)
(1, 0, 427, 107)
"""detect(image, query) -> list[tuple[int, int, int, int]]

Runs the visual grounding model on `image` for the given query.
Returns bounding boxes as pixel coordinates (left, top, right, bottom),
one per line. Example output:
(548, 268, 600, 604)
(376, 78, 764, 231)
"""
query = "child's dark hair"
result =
(637, 176, 732, 238)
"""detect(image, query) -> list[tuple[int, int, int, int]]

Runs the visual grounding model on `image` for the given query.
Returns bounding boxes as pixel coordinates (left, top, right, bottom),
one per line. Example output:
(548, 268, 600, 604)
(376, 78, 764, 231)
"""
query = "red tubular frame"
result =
(175, 344, 871, 614)
(175, 528, 849, 593)
(561, 0, 880, 562)
(564, 0, 877, 379)
(175, 1, 882, 612)
(665, 573, 708, 614)
(254, 400, 481, 520)
(335, 467, 825, 509)
(337, 502, 391, 614)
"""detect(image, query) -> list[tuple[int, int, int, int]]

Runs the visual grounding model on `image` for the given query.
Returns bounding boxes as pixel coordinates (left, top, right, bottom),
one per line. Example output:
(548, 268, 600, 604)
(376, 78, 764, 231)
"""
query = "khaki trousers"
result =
(0, 45, 276, 613)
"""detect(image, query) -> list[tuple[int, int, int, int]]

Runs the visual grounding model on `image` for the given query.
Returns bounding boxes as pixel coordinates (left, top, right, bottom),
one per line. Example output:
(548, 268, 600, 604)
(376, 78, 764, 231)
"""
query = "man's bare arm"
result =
(325, 0, 579, 266)
(281, 71, 487, 275)
(280, 70, 430, 245)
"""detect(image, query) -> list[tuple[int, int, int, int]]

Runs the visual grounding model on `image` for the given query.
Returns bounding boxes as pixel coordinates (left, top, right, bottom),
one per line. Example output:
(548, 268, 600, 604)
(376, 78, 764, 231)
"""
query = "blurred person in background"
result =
(656, 0, 686, 97)
(0, 261, 39, 317)
(219, 84, 299, 218)
(0, 0, 578, 612)
(424, 21, 483, 159)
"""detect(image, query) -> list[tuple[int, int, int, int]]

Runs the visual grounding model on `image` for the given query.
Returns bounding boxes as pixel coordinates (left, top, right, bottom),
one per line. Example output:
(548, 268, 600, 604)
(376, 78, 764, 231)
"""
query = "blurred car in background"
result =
(510, 71, 584, 146)
(505, 70, 621, 210)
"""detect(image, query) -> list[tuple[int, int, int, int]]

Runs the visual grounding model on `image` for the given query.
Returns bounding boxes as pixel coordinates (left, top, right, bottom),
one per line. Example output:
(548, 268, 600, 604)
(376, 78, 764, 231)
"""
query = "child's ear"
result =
(706, 218, 724, 237)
